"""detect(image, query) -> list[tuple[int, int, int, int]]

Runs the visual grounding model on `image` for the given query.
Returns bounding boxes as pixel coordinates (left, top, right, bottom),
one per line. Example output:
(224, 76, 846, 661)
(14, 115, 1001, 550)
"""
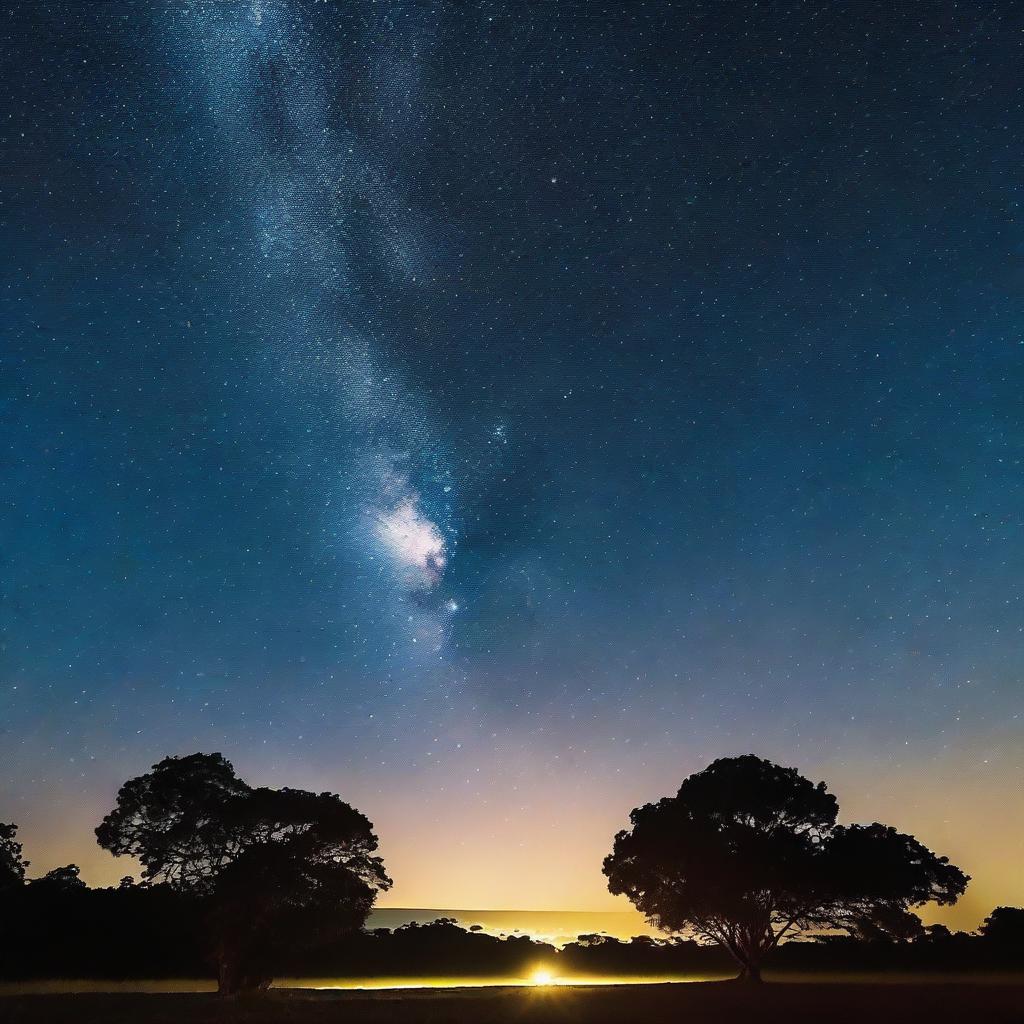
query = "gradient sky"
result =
(1, 1, 1022, 932)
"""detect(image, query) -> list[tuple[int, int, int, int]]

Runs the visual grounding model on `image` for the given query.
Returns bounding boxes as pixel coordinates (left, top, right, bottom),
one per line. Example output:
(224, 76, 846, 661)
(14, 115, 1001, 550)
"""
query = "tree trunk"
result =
(217, 959, 237, 997)
(724, 940, 764, 983)
(217, 957, 251, 997)
(218, 955, 274, 996)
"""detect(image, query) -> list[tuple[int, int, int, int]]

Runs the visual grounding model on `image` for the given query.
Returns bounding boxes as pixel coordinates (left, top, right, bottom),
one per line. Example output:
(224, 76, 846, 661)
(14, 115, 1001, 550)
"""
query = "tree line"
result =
(1, 753, 1021, 993)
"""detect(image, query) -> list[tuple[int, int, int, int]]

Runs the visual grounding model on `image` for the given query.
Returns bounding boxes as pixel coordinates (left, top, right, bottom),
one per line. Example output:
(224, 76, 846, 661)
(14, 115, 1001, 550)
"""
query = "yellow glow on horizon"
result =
(22, 744, 1024, 937)
(278, 974, 723, 990)
(0, 975, 735, 996)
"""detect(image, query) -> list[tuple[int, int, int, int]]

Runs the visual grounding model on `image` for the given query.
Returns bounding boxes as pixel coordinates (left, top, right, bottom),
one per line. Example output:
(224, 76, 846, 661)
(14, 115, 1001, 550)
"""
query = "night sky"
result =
(2, 2, 1022, 928)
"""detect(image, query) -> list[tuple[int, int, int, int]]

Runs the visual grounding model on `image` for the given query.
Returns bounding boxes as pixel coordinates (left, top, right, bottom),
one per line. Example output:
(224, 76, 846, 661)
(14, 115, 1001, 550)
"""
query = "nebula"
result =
(374, 494, 447, 590)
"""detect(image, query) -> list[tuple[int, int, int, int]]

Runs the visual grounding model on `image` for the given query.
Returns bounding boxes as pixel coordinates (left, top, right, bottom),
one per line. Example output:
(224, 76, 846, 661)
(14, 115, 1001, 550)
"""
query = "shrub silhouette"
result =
(603, 755, 968, 982)
(29, 864, 87, 893)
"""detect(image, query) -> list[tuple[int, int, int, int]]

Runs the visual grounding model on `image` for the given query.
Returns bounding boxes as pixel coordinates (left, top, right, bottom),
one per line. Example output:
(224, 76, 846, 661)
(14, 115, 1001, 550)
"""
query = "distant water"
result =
(367, 908, 658, 946)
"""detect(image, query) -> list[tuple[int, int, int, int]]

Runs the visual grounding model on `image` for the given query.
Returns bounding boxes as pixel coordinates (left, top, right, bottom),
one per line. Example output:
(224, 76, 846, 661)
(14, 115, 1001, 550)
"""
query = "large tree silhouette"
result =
(96, 753, 390, 994)
(603, 755, 967, 982)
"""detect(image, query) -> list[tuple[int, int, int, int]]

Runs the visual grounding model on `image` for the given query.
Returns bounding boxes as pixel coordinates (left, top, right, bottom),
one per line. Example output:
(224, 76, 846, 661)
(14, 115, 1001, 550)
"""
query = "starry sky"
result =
(1, 1, 1022, 930)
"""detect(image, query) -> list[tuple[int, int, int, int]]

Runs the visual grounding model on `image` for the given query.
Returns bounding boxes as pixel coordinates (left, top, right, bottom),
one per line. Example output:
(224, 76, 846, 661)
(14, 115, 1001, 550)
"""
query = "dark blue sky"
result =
(1, 1, 1022, 921)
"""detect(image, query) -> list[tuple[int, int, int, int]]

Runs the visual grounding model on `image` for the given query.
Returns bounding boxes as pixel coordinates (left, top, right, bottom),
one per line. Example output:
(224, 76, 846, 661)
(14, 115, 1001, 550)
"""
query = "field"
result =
(1, 979, 1022, 1024)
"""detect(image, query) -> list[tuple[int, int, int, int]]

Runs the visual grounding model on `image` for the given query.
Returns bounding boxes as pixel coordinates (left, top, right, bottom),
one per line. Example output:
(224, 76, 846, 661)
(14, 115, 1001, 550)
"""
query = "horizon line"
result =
(372, 907, 643, 916)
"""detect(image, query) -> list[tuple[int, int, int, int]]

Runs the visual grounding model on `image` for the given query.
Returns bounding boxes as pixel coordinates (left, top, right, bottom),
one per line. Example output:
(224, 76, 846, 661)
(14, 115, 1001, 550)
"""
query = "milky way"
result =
(1, 1, 1022, 927)
(166, 0, 459, 652)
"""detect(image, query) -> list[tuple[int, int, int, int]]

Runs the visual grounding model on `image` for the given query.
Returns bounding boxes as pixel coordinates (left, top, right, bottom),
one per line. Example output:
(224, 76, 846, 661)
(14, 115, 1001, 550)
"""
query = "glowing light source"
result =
(529, 968, 555, 986)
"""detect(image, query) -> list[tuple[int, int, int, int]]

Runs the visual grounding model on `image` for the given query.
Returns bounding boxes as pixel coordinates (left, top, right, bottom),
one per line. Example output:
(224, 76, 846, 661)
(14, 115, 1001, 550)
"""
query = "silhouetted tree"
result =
(0, 823, 27, 892)
(97, 753, 390, 994)
(202, 840, 374, 991)
(820, 823, 966, 938)
(603, 755, 968, 982)
(29, 864, 87, 893)
(95, 753, 250, 890)
(980, 907, 1024, 946)
(848, 905, 925, 943)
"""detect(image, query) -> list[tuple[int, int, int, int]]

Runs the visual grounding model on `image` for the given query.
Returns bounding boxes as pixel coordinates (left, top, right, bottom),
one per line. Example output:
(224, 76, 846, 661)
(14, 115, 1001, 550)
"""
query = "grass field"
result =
(1, 979, 1022, 1024)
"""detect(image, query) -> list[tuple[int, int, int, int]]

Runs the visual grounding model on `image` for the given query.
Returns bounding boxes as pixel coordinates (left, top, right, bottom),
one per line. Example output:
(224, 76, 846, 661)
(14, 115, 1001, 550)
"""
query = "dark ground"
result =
(1, 981, 1023, 1024)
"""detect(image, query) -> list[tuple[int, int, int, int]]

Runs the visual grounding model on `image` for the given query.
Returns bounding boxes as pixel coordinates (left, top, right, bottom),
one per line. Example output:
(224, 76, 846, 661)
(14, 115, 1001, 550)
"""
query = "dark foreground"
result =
(2, 981, 1023, 1024)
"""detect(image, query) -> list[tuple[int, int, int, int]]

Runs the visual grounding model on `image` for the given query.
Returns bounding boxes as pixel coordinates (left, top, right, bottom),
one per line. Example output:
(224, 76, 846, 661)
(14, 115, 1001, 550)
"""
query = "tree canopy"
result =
(0, 823, 28, 892)
(30, 864, 87, 894)
(96, 752, 391, 993)
(95, 752, 251, 890)
(603, 755, 968, 981)
(980, 907, 1024, 946)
